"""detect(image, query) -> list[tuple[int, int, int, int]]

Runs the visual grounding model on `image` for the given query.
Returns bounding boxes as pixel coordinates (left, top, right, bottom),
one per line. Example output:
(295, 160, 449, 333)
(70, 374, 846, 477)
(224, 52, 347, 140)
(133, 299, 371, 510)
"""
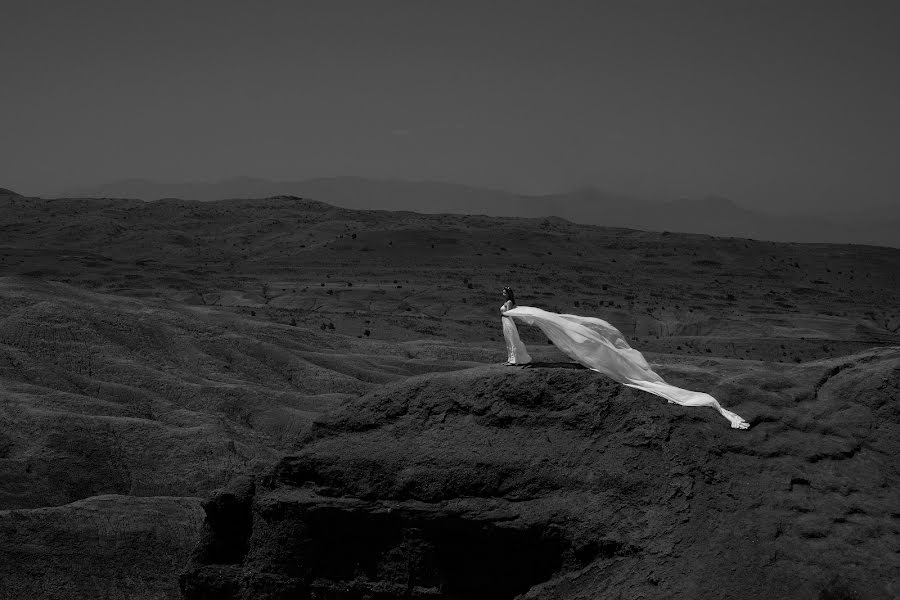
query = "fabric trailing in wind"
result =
(504, 306, 750, 429)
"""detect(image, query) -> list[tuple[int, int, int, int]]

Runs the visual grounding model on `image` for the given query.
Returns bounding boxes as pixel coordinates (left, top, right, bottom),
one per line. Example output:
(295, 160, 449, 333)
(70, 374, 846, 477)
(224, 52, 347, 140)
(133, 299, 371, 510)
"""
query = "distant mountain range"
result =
(44, 176, 900, 248)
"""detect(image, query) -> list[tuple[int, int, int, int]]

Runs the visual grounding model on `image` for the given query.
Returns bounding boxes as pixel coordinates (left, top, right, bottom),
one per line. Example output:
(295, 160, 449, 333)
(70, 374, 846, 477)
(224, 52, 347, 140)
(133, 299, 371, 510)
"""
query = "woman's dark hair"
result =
(503, 286, 516, 304)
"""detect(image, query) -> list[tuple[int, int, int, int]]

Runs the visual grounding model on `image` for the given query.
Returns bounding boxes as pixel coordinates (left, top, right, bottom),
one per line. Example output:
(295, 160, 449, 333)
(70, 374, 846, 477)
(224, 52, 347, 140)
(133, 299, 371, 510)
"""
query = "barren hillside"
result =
(0, 193, 897, 599)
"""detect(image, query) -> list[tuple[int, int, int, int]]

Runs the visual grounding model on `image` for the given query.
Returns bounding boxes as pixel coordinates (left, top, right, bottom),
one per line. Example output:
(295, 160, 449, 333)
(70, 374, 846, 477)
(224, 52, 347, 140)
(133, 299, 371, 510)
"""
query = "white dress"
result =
(504, 306, 749, 429)
(501, 302, 531, 365)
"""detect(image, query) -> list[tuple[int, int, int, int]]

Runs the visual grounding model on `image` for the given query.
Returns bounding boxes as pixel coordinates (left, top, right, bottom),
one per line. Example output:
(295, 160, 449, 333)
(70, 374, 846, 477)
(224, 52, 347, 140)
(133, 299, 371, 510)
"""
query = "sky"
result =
(2, 0, 899, 213)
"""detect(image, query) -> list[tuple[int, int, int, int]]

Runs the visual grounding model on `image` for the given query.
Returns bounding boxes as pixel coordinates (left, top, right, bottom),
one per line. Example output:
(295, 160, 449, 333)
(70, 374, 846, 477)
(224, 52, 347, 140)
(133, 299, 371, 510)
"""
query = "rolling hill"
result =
(58, 177, 900, 247)
(0, 193, 898, 598)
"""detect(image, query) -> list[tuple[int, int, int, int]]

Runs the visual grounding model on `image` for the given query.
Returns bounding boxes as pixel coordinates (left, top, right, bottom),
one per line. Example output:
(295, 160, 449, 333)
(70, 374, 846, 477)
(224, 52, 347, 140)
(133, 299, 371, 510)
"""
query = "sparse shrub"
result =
(694, 259, 721, 268)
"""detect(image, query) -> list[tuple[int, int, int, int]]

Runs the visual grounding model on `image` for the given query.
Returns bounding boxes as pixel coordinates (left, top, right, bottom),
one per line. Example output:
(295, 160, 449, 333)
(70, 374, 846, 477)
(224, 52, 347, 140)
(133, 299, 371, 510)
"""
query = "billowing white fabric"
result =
(505, 306, 750, 429)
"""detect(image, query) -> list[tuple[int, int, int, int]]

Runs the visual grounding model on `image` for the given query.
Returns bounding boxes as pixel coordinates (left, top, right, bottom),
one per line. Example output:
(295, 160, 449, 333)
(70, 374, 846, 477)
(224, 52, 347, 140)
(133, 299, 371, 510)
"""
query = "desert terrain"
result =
(0, 188, 898, 599)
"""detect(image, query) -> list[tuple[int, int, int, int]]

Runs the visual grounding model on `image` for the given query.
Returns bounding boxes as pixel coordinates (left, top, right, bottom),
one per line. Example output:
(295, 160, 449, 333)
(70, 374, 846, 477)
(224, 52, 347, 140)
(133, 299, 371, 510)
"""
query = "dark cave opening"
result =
(265, 506, 572, 600)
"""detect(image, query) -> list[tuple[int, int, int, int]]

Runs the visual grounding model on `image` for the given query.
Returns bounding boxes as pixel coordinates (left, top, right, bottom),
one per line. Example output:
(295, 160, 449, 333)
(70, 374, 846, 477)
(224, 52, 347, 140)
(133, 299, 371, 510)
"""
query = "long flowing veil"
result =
(505, 306, 750, 429)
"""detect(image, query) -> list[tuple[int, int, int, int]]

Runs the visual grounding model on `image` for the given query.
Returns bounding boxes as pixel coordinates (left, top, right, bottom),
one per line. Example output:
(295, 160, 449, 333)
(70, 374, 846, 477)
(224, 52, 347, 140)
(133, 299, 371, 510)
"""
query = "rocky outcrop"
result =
(182, 349, 900, 599)
(0, 495, 203, 599)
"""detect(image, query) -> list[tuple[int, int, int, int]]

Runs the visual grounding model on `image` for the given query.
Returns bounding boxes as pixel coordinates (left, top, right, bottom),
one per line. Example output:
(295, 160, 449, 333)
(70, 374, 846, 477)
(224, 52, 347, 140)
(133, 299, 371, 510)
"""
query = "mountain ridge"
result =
(55, 177, 899, 247)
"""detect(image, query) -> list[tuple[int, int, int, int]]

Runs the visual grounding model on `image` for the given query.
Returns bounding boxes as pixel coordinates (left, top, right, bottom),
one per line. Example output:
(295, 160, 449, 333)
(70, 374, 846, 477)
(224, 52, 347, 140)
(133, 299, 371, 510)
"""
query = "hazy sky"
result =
(2, 0, 898, 212)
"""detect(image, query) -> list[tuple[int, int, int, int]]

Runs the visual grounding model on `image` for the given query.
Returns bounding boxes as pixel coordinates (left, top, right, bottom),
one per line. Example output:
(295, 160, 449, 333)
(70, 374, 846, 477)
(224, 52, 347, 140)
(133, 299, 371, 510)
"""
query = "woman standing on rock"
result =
(500, 286, 531, 366)
(500, 287, 749, 429)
